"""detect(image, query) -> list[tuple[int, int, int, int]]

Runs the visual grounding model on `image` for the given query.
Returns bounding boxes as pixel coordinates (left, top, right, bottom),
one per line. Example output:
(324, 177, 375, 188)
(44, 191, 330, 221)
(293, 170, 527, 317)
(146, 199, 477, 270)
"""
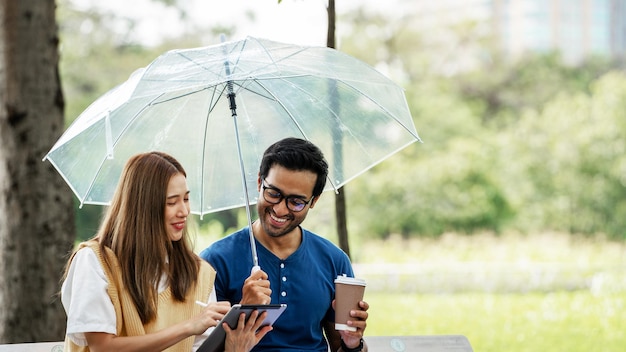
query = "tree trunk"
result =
(0, 0, 75, 342)
(326, 0, 351, 259)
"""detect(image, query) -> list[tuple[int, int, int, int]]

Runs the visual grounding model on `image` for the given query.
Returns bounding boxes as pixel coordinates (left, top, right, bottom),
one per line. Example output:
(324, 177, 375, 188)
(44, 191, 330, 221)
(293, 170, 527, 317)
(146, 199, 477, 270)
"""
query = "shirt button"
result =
(281, 291, 287, 297)
(282, 276, 287, 282)
(280, 263, 285, 268)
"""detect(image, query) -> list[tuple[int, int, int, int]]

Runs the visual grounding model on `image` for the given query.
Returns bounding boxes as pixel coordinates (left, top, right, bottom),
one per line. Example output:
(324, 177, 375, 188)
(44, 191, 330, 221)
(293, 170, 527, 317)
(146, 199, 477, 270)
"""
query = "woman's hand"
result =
(189, 301, 231, 335)
(223, 310, 272, 352)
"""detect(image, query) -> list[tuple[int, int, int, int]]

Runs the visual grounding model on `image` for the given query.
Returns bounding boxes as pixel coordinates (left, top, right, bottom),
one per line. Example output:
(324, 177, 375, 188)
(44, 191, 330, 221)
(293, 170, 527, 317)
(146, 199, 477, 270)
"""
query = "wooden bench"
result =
(0, 335, 473, 351)
(363, 335, 473, 351)
(0, 341, 62, 352)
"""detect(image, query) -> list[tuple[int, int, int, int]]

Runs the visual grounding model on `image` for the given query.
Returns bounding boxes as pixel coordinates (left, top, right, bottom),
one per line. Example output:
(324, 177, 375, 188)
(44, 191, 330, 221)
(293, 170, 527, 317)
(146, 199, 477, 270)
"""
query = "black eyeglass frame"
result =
(261, 179, 315, 212)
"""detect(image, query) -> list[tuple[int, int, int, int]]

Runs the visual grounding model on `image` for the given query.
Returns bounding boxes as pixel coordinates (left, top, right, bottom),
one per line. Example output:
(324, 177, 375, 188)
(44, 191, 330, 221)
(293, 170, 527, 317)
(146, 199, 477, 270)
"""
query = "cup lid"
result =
(334, 275, 366, 286)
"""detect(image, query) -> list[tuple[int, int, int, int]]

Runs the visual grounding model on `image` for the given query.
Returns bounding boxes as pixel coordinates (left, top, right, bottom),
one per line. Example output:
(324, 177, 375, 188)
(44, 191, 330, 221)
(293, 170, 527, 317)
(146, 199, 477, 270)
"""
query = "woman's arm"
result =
(84, 301, 230, 352)
(85, 304, 271, 352)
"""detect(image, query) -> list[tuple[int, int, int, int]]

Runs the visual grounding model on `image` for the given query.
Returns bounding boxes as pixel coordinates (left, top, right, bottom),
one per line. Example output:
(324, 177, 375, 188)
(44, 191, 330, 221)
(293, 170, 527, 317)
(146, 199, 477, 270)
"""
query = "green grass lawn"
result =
(365, 291, 625, 352)
(353, 233, 626, 352)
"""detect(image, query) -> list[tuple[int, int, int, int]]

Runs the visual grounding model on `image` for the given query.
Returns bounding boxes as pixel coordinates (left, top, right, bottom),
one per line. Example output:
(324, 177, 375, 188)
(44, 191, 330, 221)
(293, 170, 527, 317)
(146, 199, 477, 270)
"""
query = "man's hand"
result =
(240, 268, 272, 304)
(335, 300, 369, 351)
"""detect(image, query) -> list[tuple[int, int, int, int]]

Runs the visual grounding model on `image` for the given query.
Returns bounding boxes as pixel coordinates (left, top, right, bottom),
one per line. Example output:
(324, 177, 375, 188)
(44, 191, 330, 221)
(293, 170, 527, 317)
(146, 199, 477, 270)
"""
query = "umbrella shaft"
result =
(232, 108, 259, 268)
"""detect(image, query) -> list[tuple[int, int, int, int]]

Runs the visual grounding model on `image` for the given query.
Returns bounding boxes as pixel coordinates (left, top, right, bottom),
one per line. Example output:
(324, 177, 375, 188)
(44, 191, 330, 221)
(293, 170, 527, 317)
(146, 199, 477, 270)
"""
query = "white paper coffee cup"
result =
(334, 275, 366, 331)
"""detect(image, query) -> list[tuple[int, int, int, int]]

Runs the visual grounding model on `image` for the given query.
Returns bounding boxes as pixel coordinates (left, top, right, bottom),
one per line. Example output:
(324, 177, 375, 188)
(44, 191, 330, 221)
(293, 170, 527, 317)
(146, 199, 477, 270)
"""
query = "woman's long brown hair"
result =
(66, 152, 200, 324)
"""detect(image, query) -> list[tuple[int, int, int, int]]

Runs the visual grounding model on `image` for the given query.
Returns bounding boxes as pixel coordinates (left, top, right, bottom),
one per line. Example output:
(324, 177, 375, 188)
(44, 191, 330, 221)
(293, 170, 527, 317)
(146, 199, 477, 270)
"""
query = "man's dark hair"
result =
(259, 137, 329, 197)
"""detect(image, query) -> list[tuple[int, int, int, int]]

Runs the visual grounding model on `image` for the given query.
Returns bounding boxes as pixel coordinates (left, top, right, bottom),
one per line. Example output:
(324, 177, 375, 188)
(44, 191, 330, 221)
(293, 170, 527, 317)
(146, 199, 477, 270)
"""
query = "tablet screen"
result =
(197, 304, 287, 352)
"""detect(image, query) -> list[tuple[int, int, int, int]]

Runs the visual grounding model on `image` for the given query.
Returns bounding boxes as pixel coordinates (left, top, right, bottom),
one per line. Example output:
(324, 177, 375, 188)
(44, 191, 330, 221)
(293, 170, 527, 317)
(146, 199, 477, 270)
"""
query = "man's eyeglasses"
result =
(261, 179, 314, 212)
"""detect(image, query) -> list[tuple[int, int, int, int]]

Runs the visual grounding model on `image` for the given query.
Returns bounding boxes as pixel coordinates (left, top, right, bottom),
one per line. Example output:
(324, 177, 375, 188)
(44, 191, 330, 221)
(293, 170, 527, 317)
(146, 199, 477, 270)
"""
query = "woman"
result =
(61, 151, 271, 352)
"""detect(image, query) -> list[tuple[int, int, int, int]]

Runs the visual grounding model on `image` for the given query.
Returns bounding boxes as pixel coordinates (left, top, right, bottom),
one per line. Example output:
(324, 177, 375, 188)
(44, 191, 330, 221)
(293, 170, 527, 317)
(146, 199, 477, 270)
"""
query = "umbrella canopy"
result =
(44, 36, 421, 217)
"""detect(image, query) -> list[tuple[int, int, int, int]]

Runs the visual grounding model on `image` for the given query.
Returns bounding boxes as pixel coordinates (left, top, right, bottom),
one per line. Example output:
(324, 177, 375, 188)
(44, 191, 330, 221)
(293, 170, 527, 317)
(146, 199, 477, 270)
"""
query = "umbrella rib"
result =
(249, 77, 340, 193)
(290, 75, 420, 142)
(250, 74, 419, 191)
(170, 46, 264, 81)
(147, 86, 212, 105)
(139, 81, 253, 107)
(254, 75, 367, 153)
(242, 37, 311, 76)
(170, 37, 312, 83)
(198, 84, 228, 217)
(45, 158, 89, 208)
(261, 74, 421, 143)
(339, 81, 421, 141)
(80, 94, 165, 204)
(251, 39, 419, 142)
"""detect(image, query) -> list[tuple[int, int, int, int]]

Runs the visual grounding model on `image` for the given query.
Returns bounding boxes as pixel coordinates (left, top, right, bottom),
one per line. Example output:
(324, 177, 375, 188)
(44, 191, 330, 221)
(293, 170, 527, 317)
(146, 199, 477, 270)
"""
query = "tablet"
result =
(197, 304, 287, 352)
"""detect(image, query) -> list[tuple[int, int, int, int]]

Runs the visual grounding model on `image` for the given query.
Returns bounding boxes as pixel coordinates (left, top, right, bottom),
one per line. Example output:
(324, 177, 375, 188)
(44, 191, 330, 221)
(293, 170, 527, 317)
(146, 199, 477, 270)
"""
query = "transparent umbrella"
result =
(43, 36, 421, 268)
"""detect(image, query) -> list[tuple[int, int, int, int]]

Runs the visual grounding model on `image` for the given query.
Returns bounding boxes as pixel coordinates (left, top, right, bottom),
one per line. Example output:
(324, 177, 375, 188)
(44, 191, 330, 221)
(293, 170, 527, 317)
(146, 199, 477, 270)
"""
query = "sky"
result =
(70, 0, 406, 47)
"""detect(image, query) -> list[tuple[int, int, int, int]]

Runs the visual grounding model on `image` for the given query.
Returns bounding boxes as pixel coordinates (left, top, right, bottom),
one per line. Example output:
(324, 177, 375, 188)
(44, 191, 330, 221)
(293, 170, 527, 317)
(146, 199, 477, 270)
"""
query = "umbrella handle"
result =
(251, 265, 261, 274)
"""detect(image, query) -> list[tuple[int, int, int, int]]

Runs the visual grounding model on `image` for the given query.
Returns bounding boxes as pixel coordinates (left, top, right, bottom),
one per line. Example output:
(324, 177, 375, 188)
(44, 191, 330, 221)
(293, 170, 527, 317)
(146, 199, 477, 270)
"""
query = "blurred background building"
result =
(492, 0, 626, 65)
(405, 0, 626, 68)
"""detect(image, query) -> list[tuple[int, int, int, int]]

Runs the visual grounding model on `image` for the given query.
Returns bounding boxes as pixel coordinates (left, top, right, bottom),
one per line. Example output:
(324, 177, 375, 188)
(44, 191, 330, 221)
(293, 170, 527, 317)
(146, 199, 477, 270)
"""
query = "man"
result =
(200, 137, 369, 352)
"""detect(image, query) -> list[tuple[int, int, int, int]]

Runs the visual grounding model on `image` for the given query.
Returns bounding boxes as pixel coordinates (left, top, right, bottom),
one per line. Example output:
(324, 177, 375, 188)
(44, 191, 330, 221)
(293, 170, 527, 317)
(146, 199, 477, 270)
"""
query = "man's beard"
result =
(260, 207, 300, 238)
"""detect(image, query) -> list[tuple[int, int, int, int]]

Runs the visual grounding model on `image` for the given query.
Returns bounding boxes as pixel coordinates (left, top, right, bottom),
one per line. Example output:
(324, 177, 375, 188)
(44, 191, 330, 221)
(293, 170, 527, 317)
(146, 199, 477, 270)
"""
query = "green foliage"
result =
(74, 203, 104, 241)
(504, 72, 626, 238)
(350, 138, 513, 238)
(454, 53, 613, 126)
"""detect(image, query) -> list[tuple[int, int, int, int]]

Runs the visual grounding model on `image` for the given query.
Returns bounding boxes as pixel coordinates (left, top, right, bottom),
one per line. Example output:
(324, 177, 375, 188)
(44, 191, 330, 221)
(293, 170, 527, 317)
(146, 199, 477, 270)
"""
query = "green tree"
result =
(505, 72, 626, 239)
(454, 53, 614, 127)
